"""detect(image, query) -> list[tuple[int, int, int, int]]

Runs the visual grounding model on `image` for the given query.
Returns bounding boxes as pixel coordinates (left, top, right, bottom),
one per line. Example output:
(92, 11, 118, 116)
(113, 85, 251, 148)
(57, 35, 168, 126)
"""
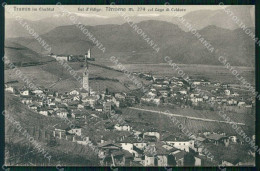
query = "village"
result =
(4, 51, 255, 167)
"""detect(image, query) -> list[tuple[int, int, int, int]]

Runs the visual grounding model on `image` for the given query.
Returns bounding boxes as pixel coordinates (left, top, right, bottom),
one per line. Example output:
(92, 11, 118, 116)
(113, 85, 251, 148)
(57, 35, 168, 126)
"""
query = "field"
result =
(109, 63, 255, 85)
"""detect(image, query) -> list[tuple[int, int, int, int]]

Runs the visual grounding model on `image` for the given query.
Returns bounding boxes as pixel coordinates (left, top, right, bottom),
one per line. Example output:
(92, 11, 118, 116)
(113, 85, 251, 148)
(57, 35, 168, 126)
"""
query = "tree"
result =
(105, 88, 109, 95)
(168, 155, 177, 166)
(184, 153, 195, 166)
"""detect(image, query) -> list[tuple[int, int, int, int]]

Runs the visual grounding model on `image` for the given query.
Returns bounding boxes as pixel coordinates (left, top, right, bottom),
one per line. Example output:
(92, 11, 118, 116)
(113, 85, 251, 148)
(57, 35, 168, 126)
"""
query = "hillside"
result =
(8, 20, 255, 66)
(4, 42, 148, 93)
(4, 41, 54, 64)
(5, 92, 99, 166)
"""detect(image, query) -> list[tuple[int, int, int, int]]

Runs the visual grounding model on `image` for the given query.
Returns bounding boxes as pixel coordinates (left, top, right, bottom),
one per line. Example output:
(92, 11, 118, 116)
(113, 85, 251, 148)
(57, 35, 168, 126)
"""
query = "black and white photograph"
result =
(2, 3, 258, 168)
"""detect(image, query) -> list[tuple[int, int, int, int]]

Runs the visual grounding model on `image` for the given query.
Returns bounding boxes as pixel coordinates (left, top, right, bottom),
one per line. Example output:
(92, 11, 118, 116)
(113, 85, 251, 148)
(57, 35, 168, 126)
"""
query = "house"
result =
(143, 132, 160, 140)
(67, 126, 82, 136)
(32, 89, 43, 95)
(105, 149, 134, 166)
(194, 156, 202, 166)
(56, 108, 68, 118)
(73, 95, 81, 101)
(178, 90, 187, 95)
(144, 152, 156, 166)
(82, 96, 96, 107)
(21, 97, 32, 104)
(103, 102, 111, 113)
(48, 102, 56, 108)
(162, 135, 194, 152)
(95, 105, 103, 112)
(5, 86, 14, 93)
(153, 98, 161, 105)
(47, 107, 55, 115)
(143, 143, 177, 166)
(114, 124, 131, 131)
(53, 124, 68, 139)
(98, 142, 122, 158)
(224, 89, 231, 96)
(155, 143, 173, 166)
(112, 97, 120, 107)
(229, 136, 238, 143)
(125, 96, 136, 103)
(205, 134, 229, 146)
(28, 104, 38, 111)
(69, 90, 79, 96)
(237, 101, 246, 107)
(20, 90, 30, 96)
(221, 159, 241, 166)
(118, 136, 143, 158)
(115, 92, 126, 100)
(71, 110, 86, 119)
(38, 108, 48, 116)
(56, 55, 69, 61)
(192, 81, 201, 86)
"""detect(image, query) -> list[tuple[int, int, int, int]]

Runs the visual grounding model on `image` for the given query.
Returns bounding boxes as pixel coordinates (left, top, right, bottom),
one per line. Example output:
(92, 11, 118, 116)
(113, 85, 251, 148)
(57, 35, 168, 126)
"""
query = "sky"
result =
(4, 5, 237, 21)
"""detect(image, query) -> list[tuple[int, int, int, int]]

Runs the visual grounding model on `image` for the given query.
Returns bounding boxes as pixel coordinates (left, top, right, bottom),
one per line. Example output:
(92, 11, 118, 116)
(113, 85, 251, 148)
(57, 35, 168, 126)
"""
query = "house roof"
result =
(54, 123, 68, 130)
(162, 135, 177, 141)
(118, 136, 139, 143)
(196, 137, 206, 142)
(206, 134, 227, 141)
(112, 149, 133, 158)
(98, 141, 121, 148)
(162, 134, 190, 142)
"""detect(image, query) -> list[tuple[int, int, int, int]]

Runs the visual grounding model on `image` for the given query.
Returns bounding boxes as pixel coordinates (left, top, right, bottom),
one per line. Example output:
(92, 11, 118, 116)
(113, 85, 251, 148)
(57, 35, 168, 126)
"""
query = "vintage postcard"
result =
(3, 4, 256, 167)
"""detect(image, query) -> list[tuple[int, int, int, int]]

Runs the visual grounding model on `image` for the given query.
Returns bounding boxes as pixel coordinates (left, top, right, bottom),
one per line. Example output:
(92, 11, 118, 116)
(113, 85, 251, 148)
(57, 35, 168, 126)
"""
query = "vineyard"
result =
(121, 107, 254, 136)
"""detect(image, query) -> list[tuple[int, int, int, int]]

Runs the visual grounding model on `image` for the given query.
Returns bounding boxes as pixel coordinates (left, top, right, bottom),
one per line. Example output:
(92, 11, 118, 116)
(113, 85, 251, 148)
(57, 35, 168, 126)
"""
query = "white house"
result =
(67, 126, 82, 136)
(38, 109, 48, 116)
(224, 89, 231, 96)
(56, 109, 68, 118)
(5, 86, 14, 93)
(70, 90, 79, 96)
(178, 90, 187, 95)
(114, 124, 131, 131)
(32, 89, 43, 94)
(20, 90, 29, 96)
(162, 135, 194, 152)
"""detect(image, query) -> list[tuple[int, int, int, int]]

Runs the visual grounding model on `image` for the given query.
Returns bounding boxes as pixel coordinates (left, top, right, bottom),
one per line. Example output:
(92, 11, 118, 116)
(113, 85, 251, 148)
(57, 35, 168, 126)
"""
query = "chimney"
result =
(53, 131, 55, 137)
(59, 132, 62, 139)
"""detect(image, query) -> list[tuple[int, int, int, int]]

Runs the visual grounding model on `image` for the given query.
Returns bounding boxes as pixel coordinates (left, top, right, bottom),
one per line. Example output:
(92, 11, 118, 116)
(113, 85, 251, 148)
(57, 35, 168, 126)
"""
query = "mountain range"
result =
(7, 19, 254, 66)
(5, 6, 254, 38)
(5, 6, 254, 66)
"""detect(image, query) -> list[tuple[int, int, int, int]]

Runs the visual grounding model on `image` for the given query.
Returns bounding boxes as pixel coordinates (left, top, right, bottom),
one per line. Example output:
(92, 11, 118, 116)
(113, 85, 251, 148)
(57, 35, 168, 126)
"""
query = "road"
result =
(129, 107, 246, 126)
